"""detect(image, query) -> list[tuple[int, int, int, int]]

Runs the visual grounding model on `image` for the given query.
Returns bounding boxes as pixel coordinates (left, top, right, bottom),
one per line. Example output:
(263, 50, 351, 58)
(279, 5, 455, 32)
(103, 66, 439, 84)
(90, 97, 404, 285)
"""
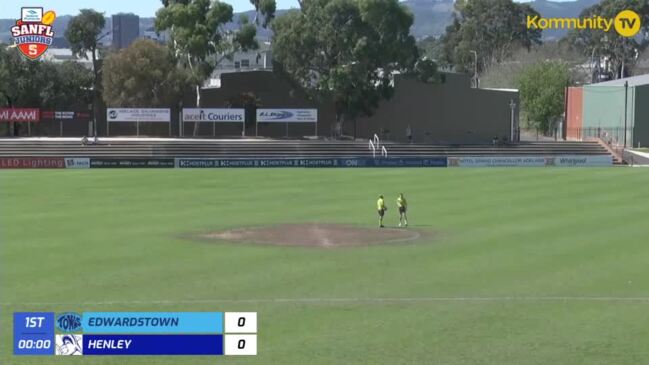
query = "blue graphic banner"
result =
(83, 334, 224, 355)
(174, 157, 448, 168)
(82, 312, 223, 334)
(14, 312, 55, 355)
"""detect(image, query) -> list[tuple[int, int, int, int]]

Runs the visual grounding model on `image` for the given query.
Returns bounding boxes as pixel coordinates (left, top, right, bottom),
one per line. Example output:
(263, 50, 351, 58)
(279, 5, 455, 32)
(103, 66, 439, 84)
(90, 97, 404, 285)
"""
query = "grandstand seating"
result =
(0, 138, 619, 162)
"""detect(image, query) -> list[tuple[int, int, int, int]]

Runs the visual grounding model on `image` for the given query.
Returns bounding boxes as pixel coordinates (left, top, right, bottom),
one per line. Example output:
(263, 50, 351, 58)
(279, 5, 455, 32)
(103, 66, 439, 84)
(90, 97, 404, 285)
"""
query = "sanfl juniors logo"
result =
(10, 7, 56, 60)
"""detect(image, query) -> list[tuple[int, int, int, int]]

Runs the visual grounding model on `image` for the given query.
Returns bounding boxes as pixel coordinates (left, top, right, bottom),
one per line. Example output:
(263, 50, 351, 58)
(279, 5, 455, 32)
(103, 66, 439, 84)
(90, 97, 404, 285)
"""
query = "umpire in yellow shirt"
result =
(377, 195, 387, 228)
(397, 193, 408, 227)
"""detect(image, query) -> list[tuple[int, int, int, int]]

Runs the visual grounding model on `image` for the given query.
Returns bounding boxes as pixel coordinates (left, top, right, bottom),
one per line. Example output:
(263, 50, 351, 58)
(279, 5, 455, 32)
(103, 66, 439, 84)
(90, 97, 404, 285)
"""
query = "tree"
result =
(0, 47, 93, 135)
(155, 0, 262, 135)
(439, 0, 542, 74)
(102, 39, 189, 107)
(517, 61, 570, 134)
(272, 0, 419, 136)
(480, 41, 587, 89)
(65, 9, 107, 135)
(413, 58, 442, 84)
(39, 61, 93, 108)
(0, 47, 40, 108)
(417, 36, 444, 64)
(249, 0, 276, 26)
(565, 0, 649, 80)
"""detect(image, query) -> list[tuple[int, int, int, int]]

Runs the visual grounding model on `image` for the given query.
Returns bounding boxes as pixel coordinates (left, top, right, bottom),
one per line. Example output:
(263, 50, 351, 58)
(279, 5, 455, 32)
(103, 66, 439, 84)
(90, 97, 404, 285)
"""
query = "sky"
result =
(0, 0, 577, 18)
(0, 0, 300, 18)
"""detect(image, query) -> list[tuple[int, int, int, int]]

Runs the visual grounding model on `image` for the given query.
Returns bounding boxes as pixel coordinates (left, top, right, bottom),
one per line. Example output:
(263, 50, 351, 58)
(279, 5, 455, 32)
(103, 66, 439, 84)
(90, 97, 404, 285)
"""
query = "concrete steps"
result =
(0, 139, 613, 159)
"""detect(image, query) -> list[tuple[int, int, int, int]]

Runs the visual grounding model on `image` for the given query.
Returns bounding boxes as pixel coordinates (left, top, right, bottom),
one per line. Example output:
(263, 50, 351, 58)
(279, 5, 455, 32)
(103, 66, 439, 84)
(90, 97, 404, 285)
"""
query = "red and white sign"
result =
(0, 108, 40, 122)
(0, 157, 64, 168)
(41, 110, 89, 120)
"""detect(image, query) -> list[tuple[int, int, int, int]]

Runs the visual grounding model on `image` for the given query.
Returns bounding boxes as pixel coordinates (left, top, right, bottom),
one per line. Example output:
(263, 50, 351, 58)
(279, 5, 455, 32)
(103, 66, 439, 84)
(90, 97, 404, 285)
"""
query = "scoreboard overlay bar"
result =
(14, 311, 257, 356)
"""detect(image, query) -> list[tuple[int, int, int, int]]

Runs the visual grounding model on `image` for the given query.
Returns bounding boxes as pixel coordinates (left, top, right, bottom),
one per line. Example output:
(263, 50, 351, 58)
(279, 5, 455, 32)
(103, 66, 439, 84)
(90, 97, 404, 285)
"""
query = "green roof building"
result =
(583, 74, 649, 148)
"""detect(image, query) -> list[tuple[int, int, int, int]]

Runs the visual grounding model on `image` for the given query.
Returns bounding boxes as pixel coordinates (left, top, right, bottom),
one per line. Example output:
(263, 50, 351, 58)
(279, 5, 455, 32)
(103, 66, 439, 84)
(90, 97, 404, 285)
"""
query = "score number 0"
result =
(224, 312, 257, 356)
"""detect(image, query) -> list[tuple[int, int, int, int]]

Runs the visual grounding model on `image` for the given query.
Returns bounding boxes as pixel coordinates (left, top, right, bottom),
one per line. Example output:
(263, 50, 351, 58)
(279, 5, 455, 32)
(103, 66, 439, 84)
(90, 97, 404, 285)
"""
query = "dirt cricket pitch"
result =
(197, 223, 426, 248)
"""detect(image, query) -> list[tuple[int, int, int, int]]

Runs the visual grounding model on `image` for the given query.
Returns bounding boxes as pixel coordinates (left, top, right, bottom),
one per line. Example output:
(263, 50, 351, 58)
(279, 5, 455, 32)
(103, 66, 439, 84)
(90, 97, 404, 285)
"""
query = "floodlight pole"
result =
(624, 80, 628, 148)
(509, 99, 516, 142)
(470, 50, 478, 88)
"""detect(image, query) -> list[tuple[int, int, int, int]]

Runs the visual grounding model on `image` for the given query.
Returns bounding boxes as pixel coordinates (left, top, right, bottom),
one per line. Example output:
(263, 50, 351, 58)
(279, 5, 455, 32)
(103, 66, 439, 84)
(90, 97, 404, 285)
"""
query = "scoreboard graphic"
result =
(14, 311, 257, 356)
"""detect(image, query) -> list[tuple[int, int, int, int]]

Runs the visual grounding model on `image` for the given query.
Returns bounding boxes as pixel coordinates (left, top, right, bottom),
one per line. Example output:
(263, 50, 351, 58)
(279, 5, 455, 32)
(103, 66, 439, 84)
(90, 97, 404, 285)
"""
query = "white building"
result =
(142, 26, 169, 44)
(205, 42, 273, 88)
(41, 49, 94, 69)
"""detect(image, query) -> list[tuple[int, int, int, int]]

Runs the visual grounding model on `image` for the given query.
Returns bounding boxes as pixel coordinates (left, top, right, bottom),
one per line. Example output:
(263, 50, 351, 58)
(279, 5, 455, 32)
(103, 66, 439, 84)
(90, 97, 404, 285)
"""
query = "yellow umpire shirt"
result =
(397, 196, 407, 208)
(377, 198, 386, 211)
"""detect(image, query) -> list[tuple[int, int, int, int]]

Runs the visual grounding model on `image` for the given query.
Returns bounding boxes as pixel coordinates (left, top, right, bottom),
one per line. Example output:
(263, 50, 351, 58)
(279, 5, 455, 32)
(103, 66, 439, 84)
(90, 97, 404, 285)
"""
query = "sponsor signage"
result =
(0, 157, 64, 168)
(41, 111, 88, 120)
(0, 108, 40, 122)
(90, 159, 174, 168)
(106, 109, 170, 122)
(256, 109, 317, 123)
(448, 155, 613, 167)
(174, 157, 447, 168)
(182, 108, 245, 122)
(64, 158, 90, 169)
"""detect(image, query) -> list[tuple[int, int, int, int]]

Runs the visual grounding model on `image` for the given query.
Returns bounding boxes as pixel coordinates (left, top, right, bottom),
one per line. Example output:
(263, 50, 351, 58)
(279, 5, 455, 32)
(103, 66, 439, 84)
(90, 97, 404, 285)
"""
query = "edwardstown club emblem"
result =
(56, 312, 83, 333)
(10, 7, 56, 60)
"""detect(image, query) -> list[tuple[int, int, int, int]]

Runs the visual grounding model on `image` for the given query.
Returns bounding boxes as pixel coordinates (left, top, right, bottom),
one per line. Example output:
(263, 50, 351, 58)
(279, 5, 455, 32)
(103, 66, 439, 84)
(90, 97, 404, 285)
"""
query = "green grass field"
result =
(2, 168, 649, 364)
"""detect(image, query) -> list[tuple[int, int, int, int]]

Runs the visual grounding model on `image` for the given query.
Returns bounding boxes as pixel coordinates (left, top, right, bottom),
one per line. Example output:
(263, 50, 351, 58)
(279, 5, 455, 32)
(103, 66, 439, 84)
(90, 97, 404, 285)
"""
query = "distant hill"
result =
(403, 0, 602, 39)
(0, 0, 600, 44)
(402, 0, 455, 39)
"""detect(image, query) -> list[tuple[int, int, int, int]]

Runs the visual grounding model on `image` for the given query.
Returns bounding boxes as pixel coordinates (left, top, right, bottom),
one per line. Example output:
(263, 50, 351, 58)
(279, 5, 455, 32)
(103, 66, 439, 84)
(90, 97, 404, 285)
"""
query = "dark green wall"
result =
(356, 73, 517, 144)
(633, 84, 649, 148)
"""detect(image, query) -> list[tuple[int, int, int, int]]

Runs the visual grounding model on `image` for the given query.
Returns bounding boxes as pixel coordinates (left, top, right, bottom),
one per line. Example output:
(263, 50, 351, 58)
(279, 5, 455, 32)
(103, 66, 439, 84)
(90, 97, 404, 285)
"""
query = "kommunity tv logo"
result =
(527, 9, 641, 37)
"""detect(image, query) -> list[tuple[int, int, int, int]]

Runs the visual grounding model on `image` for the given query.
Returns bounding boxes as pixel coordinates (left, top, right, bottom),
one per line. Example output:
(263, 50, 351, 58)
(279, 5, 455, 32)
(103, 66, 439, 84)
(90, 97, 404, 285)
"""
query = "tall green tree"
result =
(0, 47, 40, 108)
(517, 60, 570, 134)
(565, 0, 649, 80)
(39, 61, 93, 108)
(155, 0, 262, 135)
(65, 9, 106, 135)
(0, 47, 93, 135)
(102, 39, 190, 107)
(272, 0, 419, 135)
(249, 0, 276, 26)
(440, 0, 542, 74)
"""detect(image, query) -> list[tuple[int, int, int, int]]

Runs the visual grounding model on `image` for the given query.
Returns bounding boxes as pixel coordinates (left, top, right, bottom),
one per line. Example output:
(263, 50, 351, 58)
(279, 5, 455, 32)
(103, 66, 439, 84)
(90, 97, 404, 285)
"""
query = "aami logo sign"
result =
(0, 108, 40, 122)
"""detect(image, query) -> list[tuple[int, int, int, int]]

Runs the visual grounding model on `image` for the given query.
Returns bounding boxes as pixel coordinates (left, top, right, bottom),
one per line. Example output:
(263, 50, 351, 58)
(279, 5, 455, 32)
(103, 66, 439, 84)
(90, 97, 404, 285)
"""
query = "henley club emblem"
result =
(10, 7, 56, 60)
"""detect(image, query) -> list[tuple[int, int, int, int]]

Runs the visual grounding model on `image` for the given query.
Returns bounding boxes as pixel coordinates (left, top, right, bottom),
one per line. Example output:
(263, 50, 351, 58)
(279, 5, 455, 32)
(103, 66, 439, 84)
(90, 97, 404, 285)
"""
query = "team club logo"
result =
(56, 312, 83, 333)
(55, 334, 83, 355)
(10, 7, 56, 60)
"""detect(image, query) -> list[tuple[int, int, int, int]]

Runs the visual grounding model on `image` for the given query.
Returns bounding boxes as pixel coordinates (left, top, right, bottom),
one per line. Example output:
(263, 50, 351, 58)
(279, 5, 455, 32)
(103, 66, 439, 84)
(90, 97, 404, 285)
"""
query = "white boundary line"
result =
(3, 296, 649, 307)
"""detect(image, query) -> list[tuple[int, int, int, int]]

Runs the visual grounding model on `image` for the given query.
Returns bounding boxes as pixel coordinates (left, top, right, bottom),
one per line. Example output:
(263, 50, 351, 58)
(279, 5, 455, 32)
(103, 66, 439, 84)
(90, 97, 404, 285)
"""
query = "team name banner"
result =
(183, 108, 245, 122)
(83, 334, 223, 355)
(447, 155, 613, 167)
(82, 312, 223, 334)
(0, 108, 40, 122)
(256, 109, 317, 122)
(107, 108, 170, 122)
